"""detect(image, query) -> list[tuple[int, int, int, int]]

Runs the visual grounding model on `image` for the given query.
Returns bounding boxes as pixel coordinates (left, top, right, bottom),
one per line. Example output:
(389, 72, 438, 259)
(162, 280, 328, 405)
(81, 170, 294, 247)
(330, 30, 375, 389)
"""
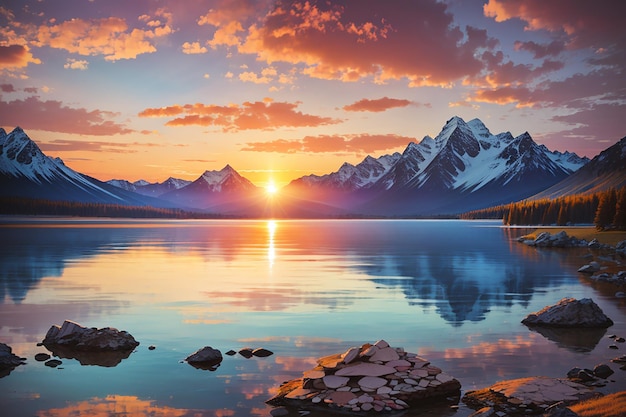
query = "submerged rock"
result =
(521, 298, 613, 328)
(267, 340, 461, 414)
(43, 320, 140, 351)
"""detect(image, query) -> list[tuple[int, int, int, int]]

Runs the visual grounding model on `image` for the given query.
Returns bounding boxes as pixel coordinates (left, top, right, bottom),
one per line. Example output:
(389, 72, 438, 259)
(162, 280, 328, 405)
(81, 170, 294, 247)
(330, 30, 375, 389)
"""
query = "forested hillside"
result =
(0, 197, 224, 219)
(461, 186, 626, 230)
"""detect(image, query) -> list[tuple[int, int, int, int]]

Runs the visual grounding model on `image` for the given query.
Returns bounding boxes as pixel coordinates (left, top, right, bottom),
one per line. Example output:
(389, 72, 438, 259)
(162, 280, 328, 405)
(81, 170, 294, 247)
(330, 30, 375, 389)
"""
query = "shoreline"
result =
(521, 226, 626, 246)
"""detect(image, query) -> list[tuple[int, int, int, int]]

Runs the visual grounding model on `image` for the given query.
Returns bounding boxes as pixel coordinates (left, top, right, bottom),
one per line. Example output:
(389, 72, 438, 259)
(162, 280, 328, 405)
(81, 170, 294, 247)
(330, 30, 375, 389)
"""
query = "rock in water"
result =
(185, 346, 223, 370)
(0, 343, 26, 376)
(42, 320, 140, 350)
(521, 298, 613, 328)
(266, 340, 461, 414)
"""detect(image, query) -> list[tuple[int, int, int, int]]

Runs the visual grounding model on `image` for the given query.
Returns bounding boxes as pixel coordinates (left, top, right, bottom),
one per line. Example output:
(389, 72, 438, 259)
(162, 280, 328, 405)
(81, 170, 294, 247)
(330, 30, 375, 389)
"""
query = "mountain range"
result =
(2, 116, 624, 217)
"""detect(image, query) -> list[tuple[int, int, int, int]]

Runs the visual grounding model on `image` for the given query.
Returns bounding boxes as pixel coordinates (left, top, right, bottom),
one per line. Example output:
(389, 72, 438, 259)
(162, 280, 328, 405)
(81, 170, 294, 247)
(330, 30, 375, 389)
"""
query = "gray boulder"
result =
(522, 298, 613, 328)
(186, 346, 222, 370)
(42, 320, 140, 351)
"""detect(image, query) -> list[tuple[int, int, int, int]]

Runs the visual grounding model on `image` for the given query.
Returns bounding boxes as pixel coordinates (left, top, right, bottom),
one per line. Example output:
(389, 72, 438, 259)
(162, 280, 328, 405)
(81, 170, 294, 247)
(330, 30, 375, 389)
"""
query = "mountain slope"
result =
(160, 165, 260, 210)
(530, 136, 626, 199)
(0, 127, 173, 207)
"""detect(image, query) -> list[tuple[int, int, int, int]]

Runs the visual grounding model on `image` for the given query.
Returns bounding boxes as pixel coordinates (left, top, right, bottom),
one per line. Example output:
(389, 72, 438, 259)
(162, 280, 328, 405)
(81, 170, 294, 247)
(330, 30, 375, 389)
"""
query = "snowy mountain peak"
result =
(467, 118, 492, 139)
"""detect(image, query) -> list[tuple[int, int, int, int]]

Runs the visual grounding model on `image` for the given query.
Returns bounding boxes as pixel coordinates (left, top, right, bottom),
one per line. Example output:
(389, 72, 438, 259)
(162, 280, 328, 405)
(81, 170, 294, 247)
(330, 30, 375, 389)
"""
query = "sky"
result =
(1, 0, 625, 188)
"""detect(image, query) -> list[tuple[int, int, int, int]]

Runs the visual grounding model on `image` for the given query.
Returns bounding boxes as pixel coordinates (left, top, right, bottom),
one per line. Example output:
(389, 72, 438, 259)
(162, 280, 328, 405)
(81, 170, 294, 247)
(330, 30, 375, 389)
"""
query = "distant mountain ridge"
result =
(3, 116, 617, 217)
(106, 177, 191, 197)
(285, 116, 590, 215)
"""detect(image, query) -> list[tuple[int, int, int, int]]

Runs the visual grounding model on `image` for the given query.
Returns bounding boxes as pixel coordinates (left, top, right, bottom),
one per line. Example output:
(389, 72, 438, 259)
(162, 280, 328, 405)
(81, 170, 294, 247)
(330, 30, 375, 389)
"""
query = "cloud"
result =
(181, 41, 207, 54)
(241, 133, 415, 154)
(34, 12, 173, 61)
(0, 44, 41, 69)
(0, 96, 134, 135)
(551, 103, 626, 141)
(232, 0, 494, 87)
(39, 139, 140, 153)
(484, 0, 624, 53)
(1, 83, 15, 92)
(343, 97, 417, 112)
(514, 40, 565, 59)
(63, 58, 89, 70)
(139, 99, 342, 131)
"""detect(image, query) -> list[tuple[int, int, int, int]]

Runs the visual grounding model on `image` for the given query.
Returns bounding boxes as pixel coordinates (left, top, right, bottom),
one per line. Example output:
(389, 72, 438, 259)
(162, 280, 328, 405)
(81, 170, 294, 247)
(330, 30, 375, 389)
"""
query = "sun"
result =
(265, 181, 278, 195)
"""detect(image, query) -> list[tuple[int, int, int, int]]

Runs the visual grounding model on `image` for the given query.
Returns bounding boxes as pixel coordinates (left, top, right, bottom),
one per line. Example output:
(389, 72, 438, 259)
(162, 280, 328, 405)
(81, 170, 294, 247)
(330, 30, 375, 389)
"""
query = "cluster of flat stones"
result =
(521, 297, 614, 328)
(42, 320, 140, 351)
(267, 340, 461, 414)
(462, 377, 601, 416)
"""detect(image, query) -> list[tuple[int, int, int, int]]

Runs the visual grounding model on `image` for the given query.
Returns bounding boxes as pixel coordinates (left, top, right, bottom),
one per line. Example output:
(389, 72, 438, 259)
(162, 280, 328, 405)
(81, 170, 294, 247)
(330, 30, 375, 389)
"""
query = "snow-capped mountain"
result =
(107, 177, 191, 197)
(286, 116, 589, 215)
(159, 165, 260, 210)
(530, 135, 626, 199)
(0, 127, 171, 207)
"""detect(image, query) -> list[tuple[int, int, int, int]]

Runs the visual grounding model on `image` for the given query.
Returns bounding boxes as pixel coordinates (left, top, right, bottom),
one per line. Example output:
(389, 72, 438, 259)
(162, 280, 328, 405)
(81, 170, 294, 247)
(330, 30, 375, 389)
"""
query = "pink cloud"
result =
(0, 44, 41, 69)
(484, 0, 624, 52)
(241, 133, 415, 154)
(140, 99, 341, 131)
(343, 97, 417, 112)
(1, 83, 15, 92)
(236, 0, 494, 87)
(0, 96, 134, 135)
(551, 103, 626, 141)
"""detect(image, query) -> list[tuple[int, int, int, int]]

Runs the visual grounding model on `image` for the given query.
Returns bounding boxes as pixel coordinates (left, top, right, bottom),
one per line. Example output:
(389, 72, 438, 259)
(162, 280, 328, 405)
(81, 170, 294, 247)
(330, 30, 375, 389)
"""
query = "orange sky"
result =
(1, 0, 624, 188)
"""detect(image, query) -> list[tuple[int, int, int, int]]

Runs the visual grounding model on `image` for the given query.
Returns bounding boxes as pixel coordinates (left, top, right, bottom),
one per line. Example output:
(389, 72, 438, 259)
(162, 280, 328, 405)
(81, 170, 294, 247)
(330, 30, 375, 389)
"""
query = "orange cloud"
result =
(39, 139, 162, 153)
(34, 13, 173, 61)
(343, 97, 416, 112)
(0, 44, 41, 69)
(181, 41, 207, 54)
(241, 133, 415, 154)
(0, 96, 134, 135)
(237, 0, 494, 87)
(140, 100, 341, 131)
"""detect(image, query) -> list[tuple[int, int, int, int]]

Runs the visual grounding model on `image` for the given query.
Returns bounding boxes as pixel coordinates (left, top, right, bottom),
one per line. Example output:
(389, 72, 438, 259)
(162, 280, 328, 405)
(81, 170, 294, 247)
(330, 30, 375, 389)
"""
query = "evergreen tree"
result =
(614, 187, 626, 230)
(594, 188, 617, 230)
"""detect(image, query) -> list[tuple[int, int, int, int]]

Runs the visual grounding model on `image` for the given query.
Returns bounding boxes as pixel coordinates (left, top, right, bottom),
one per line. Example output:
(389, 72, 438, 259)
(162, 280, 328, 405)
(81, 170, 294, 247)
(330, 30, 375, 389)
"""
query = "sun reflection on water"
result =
(267, 220, 276, 268)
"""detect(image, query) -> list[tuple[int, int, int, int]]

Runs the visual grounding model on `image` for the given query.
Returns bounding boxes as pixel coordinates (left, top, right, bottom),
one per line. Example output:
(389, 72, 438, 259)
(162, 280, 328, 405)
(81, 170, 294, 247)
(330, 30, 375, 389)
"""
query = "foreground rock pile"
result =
(267, 340, 460, 413)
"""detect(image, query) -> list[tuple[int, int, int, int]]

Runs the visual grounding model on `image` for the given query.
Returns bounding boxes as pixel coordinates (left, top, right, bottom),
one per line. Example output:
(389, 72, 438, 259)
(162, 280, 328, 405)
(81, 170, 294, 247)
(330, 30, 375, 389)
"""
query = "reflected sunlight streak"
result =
(267, 220, 276, 268)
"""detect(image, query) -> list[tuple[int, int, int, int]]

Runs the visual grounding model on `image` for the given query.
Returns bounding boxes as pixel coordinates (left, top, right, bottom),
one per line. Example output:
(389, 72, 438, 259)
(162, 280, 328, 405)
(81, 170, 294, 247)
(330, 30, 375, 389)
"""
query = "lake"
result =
(1, 218, 625, 416)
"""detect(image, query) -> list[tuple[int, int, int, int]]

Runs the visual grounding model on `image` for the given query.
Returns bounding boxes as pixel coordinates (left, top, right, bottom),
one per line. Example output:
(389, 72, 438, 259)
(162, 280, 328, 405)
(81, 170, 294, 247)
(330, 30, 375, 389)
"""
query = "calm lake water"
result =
(1, 218, 625, 417)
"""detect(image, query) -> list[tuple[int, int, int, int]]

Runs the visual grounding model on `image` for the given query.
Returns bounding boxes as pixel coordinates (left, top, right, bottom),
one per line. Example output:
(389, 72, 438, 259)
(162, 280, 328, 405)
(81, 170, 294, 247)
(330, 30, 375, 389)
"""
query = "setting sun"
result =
(266, 181, 278, 195)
